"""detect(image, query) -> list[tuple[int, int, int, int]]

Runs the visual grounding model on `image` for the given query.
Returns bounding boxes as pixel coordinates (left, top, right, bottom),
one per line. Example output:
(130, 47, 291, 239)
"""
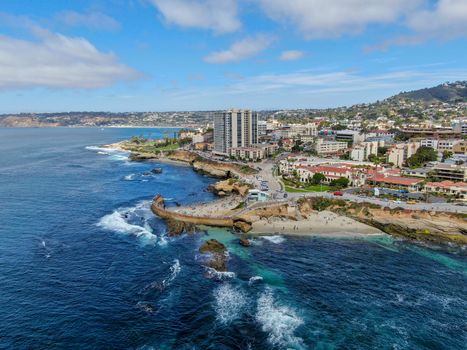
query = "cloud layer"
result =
(57, 11, 122, 31)
(0, 28, 141, 89)
(204, 34, 275, 64)
(256, 0, 422, 39)
(279, 50, 304, 61)
(150, 0, 240, 33)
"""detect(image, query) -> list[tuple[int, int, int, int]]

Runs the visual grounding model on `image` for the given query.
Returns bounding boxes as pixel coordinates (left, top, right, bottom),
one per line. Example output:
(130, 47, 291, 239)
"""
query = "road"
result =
(239, 159, 467, 214)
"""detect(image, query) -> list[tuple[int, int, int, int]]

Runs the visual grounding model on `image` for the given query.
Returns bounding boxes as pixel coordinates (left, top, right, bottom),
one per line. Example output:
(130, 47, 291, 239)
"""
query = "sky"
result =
(0, 0, 466, 113)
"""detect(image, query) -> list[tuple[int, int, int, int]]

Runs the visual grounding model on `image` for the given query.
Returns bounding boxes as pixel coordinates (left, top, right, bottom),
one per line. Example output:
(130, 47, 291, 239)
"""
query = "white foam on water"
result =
(124, 174, 136, 181)
(205, 267, 236, 280)
(213, 283, 247, 325)
(162, 259, 181, 288)
(248, 276, 263, 286)
(256, 288, 304, 349)
(86, 145, 129, 161)
(261, 235, 286, 244)
(158, 234, 168, 247)
(97, 201, 157, 243)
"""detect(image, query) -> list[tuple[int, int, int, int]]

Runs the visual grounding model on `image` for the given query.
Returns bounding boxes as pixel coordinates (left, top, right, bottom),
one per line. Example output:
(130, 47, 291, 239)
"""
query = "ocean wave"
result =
(261, 235, 286, 244)
(213, 283, 247, 325)
(248, 276, 263, 286)
(124, 173, 136, 181)
(256, 288, 304, 349)
(97, 201, 157, 243)
(86, 145, 129, 161)
(204, 267, 236, 281)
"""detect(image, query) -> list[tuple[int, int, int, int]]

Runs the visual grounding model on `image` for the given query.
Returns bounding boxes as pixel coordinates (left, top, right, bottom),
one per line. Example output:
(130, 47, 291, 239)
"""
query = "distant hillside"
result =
(394, 81, 467, 103)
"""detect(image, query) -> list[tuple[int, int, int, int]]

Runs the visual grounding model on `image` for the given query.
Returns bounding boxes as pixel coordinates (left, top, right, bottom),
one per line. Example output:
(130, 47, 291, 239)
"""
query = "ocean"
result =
(0, 127, 466, 350)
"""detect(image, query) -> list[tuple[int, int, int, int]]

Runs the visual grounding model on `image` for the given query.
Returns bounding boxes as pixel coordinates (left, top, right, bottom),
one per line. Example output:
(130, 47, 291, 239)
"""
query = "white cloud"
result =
(256, 0, 422, 39)
(279, 50, 304, 61)
(57, 11, 121, 31)
(408, 0, 467, 40)
(150, 0, 240, 33)
(204, 34, 275, 64)
(0, 27, 141, 89)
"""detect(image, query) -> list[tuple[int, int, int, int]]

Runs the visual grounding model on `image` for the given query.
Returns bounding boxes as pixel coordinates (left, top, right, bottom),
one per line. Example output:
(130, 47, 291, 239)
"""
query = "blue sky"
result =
(0, 0, 466, 113)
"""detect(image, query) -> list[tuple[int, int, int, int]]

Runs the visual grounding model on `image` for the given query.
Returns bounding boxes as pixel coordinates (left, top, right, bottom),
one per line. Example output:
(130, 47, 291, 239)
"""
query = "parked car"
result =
(333, 191, 343, 196)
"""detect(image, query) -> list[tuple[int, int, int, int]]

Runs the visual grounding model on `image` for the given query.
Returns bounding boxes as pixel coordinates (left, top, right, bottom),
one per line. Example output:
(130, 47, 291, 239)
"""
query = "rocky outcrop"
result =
(239, 237, 251, 247)
(233, 219, 252, 233)
(199, 239, 228, 271)
(208, 179, 252, 196)
(165, 218, 196, 236)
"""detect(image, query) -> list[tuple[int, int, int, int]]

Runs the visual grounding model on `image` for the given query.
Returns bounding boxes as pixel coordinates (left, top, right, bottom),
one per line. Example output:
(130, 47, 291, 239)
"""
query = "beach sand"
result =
(250, 210, 383, 237)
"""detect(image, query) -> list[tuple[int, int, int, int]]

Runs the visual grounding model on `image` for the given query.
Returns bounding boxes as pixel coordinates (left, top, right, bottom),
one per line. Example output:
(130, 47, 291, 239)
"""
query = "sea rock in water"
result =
(239, 237, 251, 247)
(199, 239, 228, 272)
(151, 167, 163, 174)
(166, 219, 196, 236)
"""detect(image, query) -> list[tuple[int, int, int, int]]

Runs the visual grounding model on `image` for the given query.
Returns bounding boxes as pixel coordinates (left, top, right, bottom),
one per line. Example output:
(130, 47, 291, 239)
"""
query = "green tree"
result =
(312, 173, 326, 185)
(406, 146, 438, 167)
(442, 150, 453, 162)
(330, 177, 349, 188)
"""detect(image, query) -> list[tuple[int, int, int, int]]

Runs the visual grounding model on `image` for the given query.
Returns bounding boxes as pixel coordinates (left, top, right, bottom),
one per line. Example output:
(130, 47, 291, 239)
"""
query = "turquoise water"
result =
(0, 128, 466, 349)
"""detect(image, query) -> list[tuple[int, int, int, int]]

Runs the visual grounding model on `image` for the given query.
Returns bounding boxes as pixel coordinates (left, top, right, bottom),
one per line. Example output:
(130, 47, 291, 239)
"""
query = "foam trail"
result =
(256, 288, 304, 349)
(162, 259, 181, 288)
(213, 284, 247, 325)
(261, 235, 286, 244)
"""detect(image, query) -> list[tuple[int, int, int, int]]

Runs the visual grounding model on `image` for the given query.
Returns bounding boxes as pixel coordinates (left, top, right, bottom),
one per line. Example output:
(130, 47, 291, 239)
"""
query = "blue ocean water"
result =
(0, 127, 466, 350)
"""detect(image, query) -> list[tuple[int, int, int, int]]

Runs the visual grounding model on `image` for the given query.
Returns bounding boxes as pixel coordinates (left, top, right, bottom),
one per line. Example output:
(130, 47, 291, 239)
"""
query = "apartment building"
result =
(387, 142, 420, 168)
(431, 163, 467, 182)
(350, 141, 380, 162)
(314, 139, 348, 156)
(453, 140, 467, 155)
(335, 130, 364, 145)
(213, 109, 258, 155)
(228, 144, 278, 161)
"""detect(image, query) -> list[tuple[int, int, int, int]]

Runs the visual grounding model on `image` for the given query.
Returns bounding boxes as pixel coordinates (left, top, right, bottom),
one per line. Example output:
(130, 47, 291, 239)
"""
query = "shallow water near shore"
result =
(0, 127, 466, 349)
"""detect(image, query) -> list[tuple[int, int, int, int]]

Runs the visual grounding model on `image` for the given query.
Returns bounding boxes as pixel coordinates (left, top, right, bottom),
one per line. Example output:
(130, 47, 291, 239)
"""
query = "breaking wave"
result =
(204, 267, 236, 281)
(97, 201, 157, 243)
(213, 283, 247, 325)
(261, 235, 286, 244)
(256, 288, 304, 349)
(86, 145, 129, 162)
(248, 276, 263, 286)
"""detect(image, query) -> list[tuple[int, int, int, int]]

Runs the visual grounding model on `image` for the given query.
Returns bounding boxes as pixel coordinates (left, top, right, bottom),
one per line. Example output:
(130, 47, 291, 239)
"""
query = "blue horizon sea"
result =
(0, 127, 466, 349)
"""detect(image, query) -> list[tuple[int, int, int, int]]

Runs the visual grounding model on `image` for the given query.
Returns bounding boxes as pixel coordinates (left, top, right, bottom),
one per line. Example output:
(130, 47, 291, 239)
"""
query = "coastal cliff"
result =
(110, 140, 257, 178)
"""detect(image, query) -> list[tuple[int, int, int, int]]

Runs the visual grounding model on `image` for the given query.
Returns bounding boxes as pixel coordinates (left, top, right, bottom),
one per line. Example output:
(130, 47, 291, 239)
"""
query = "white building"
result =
(350, 141, 380, 161)
(213, 109, 258, 155)
(315, 139, 348, 156)
(387, 142, 420, 168)
(258, 120, 268, 136)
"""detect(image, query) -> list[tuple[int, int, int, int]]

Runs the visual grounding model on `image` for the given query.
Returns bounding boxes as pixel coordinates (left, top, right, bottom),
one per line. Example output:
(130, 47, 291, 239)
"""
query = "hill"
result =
(394, 81, 467, 103)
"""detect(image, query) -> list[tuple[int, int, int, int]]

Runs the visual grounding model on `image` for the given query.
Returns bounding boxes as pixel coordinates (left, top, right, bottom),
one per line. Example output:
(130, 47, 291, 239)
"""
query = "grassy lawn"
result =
(153, 143, 179, 151)
(285, 184, 330, 193)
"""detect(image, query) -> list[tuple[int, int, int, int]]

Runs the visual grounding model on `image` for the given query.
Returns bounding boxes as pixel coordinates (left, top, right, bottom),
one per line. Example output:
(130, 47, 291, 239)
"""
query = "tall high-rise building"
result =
(213, 109, 258, 154)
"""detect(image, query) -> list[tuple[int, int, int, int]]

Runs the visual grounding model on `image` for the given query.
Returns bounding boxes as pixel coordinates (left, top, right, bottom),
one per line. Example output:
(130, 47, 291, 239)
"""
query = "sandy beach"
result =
(250, 210, 383, 236)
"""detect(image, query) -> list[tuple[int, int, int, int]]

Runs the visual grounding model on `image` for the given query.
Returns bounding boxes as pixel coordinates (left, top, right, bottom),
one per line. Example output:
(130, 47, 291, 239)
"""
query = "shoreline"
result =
(249, 210, 383, 236)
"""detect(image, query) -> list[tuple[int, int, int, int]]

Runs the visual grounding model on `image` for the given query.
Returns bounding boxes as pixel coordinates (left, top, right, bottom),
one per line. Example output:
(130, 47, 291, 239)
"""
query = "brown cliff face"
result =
(209, 179, 252, 196)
